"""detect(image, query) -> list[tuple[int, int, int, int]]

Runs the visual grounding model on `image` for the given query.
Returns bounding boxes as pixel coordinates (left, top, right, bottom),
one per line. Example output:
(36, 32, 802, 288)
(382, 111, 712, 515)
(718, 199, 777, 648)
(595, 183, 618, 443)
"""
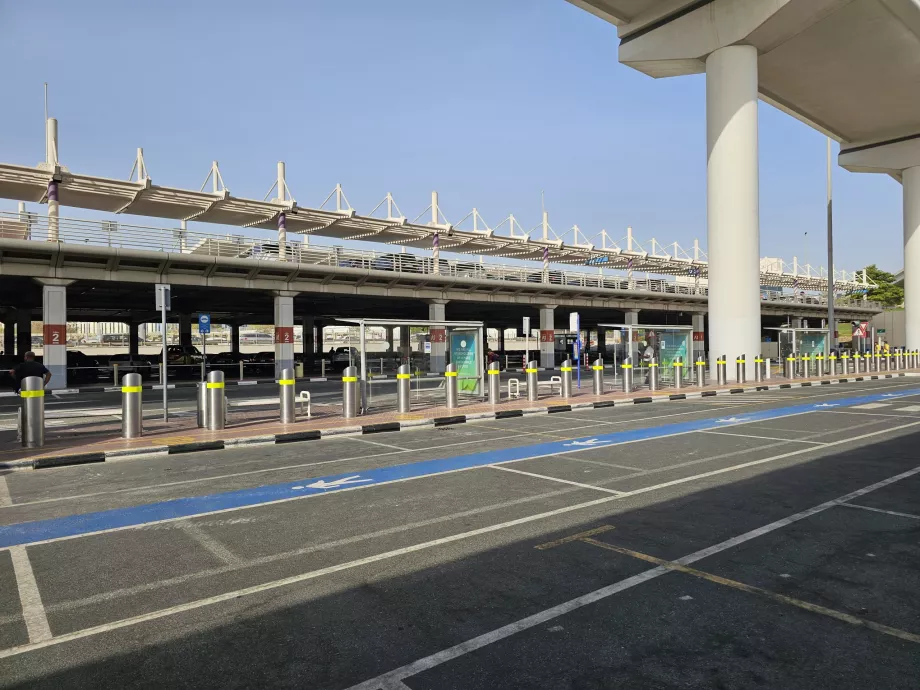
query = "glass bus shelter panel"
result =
(447, 327, 483, 397)
(797, 331, 828, 357)
(629, 327, 692, 384)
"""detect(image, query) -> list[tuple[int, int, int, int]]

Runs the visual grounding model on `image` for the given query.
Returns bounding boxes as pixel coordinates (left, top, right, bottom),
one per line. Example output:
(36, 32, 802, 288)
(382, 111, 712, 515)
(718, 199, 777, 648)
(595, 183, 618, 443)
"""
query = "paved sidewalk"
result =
(1, 370, 916, 469)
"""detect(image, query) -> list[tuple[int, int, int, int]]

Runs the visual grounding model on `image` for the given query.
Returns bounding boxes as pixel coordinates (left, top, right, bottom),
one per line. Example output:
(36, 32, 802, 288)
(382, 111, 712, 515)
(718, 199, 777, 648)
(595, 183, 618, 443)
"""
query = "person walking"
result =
(9, 351, 51, 394)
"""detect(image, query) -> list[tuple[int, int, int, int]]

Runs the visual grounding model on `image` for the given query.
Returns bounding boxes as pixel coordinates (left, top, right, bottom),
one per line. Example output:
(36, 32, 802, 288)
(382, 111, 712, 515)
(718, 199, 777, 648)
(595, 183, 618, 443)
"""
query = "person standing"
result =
(9, 351, 51, 394)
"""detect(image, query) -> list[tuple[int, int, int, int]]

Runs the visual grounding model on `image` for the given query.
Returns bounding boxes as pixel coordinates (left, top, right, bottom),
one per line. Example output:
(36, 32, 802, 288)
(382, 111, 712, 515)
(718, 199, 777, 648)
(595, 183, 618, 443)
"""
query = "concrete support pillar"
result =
(179, 314, 192, 348)
(302, 315, 315, 372)
(41, 284, 67, 388)
(273, 292, 296, 379)
(231, 324, 241, 355)
(16, 312, 31, 358)
(706, 44, 760, 382)
(625, 309, 640, 363)
(539, 306, 555, 368)
(129, 323, 140, 358)
(905, 166, 920, 349)
(2, 320, 14, 355)
(692, 313, 706, 360)
(428, 301, 447, 373)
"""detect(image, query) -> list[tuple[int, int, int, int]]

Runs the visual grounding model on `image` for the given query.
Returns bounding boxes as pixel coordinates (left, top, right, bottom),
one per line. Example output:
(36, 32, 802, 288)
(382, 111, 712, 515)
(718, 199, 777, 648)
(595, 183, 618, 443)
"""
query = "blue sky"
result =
(0, 0, 905, 273)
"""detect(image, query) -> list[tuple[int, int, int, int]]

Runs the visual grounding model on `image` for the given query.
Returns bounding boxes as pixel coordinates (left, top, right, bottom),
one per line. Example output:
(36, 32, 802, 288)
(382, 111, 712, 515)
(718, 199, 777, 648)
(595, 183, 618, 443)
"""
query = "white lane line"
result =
(351, 437, 413, 452)
(551, 453, 643, 472)
(0, 475, 12, 508)
(177, 522, 241, 566)
(851, 403, 890, 410)
(697, 430, 827, 445)
(838, 502, 920, 521)
(380, 680, 414, 690)
(3, 420, 919, 660)
(487, 465, 625, 495)
(8, 546, 52, 643)
(825, 410, 920, 419)
(346, 462, 920, 690)
(895, 405, 920, 413)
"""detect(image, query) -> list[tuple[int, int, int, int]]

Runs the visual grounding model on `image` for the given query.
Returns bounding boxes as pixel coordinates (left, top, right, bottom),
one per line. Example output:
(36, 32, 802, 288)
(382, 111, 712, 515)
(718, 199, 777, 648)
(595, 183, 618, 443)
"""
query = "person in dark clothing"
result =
(9, 352, 51, 393)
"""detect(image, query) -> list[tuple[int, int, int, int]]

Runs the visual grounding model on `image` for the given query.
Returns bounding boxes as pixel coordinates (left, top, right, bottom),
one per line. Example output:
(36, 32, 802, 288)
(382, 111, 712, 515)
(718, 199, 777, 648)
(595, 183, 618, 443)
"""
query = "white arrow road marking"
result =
(564, 438, 608, 447)
(715, 417, 748, 423)
(814, 403, 839, 408)
(304, 476, 373, 490)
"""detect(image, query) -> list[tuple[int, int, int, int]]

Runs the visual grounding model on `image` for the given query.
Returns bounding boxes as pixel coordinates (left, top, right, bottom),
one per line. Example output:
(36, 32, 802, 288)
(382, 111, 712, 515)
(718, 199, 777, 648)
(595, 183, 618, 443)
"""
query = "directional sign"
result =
(155, 283, 171, 311)
(523, 316, 531, 335)
(569, 312, 580, 334)
(198, 313, 211, 334)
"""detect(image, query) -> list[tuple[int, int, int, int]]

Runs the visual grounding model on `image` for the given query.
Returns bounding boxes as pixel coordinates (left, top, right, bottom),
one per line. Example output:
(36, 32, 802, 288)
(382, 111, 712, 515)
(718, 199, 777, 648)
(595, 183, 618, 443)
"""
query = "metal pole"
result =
(827, 136, 836, 354)
(445, 363, 459, 408)
(112, 362, 118, 387)
(342, 365, 358, 418)
(239, 360, 245, 381)
(397, 363, 412, 412)
(560, 358, 572, 398)
(121, 372, 143, 438)
(648, 357, 659, 391)
(206, 370, 225, 430)
(197, 381, 208, 428)
(593, 357, 605, 395)
(526, 360, 539, 402)
(20, 376, 44, 448)
(279, 367, 295, 423)
(359, 322, 367, 413)
(161, 305, 168, 421)
(765, 357, 771, 379)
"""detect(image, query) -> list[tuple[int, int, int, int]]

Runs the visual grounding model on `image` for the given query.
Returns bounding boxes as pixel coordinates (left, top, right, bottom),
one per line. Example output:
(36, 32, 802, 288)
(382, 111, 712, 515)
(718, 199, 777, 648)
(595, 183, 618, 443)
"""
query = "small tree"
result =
(864, 264, 904, 307)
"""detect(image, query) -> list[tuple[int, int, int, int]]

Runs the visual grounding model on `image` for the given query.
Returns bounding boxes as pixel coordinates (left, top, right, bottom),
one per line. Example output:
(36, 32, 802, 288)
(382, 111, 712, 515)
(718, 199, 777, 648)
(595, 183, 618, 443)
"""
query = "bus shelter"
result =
(598, 323, 693, 386)
(336, 318, 484, 413)
(767, 327, 830, 362)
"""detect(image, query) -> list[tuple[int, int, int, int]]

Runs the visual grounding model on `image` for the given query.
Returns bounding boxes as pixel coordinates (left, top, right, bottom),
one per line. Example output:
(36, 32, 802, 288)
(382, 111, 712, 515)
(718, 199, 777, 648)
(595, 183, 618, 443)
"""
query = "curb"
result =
(5, 373, 914, 470)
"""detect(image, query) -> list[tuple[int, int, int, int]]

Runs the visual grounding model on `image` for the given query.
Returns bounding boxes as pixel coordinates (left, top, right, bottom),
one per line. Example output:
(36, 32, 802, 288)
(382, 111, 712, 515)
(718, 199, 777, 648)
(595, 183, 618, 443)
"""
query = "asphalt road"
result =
(1, 378, 919, 688)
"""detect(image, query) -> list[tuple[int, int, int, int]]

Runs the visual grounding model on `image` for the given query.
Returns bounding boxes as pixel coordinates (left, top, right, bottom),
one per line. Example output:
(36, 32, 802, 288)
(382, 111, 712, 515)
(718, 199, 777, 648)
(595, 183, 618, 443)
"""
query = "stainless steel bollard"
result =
(647, 357, 659, 391)
(802, 354, 812, 378)
(872, 353, 880, 372)
(279, 367, 296, 423)
(716, 355, 727, 386)
(827, 353, 836, 375)
(785, 355, 796, 380)
(397, 364, 412, 413)
(121, 373, 143, 439)
(815, 353, 825, 377)
(343, 366, 359, 418)
(754, 356, 764, 383)
(525, 360, 539, 402)
(20, 376, 45, 449)
(695, 358, 706, 387)
(620, 357, 633, 394)
(197, 381, 208, 428)
(445, 363, 460, 408)
(842, 352, 851, 374)
(560, 359, 572, 399)
(884, 353, 891, 372)
(593, 358, 605, 395)
(852, 352, 861, 374)
(207, 370, 225, 430)
(673, 356, 684, 390)
(735, 354, 746, 384)
(765, 358, 772, 379)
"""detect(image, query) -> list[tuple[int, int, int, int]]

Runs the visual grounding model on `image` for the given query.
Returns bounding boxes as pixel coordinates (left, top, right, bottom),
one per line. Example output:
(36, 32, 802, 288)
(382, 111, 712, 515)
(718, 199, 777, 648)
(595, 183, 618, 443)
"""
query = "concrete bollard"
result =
(526, 360, 539, 402)
(560, 359, 573, 399)
(342, 366, 359, 418)
(20, 376, 45, 449)
(397, 364, 412, 413)
(207, 370, 225, 430)
(593, 357, 605, 395)
(673, 356, 684, 389)
(279, 367, 296, 424)
(121, 373, 143, 439)
(647, 357, 659, 391)
(445, 363, 459, 408)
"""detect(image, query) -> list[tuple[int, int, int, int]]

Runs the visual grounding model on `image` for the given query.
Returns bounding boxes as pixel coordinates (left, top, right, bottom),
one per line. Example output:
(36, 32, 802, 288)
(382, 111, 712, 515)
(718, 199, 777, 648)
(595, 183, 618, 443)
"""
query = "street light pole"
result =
(827, 136, 836, 352)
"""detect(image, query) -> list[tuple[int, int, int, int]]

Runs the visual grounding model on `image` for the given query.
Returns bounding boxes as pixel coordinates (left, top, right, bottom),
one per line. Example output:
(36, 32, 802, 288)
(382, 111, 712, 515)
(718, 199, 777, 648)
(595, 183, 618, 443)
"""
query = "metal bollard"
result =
(526, 360, 539, 402)
(871, 353, 879, 372)
(884, 353, 891, 372)
(842, 352, 851, 374)
(342, 366, 359, 418)
(647, 357, 659, 391)
(785, 355, 796, 380)
(695, 358, 706, 387)
(20, 376, 45, 449)
(852, 352, 861, 374)
(445, 363, 459, 408)
(620, 357, 632, 394)
(827, 353, 836, 375)
(735, 354, 746, 384)
(197, 381, 208, 428)
(207, 370, 225, 430)
(815, 353, 825, 376)
(673, 356, 684, 389)
(802, 353, 812, 378)
(593, 357, 605, 395)
(397, 364, 412, 412)
(121, 373, 143, 439)
(112, 362, 119, 386)
(765, 357, 771, 379)
(716, 355, 727, 386)
(239, 360, 245, 381)
(754, 356, 763, 383)
(560, 359, 572, 399)
(279, 367, 296, 423)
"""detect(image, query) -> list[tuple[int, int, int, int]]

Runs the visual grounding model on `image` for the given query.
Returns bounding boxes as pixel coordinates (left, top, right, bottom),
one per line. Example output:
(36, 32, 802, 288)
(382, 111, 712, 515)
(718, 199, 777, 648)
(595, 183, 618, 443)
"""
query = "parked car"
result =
(160, 345, 204, 378)
(211, 352, 251, 375)
(67, 350, 106, 383)
(108, 354, 152, 379)
(331, 346, 359, 371)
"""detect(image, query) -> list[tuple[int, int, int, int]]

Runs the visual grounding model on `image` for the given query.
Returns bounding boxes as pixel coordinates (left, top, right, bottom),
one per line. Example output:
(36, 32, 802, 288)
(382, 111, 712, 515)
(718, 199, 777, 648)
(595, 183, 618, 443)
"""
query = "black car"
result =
(67, 350, 105, 383)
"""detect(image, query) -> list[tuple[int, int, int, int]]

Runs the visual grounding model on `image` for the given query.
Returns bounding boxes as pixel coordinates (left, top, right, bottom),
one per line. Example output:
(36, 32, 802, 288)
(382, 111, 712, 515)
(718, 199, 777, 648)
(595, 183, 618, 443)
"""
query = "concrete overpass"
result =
(569, 0, 920, 376)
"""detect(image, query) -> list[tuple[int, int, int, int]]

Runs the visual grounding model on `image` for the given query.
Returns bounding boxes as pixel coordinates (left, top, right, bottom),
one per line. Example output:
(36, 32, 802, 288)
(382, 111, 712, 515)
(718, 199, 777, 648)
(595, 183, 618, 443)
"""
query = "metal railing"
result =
(0, 211, 879, 301)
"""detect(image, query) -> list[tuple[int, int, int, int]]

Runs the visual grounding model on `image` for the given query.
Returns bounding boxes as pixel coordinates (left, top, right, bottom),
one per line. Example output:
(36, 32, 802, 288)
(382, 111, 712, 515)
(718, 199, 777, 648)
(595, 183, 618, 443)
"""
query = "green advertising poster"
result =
(450, 332, 479, 393)
(658, 332, 688, 370)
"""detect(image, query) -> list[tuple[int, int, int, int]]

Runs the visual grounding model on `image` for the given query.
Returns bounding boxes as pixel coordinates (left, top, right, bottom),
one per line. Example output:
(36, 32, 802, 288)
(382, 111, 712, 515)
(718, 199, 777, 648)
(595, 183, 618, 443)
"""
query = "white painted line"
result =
(851, 403, 890, 410)
(487, 465, 625, 495)
(553, 453, 643, 472)
(825, 410, 920, 419)
(347, 462, 920, 690)
(894, 405, 920, 413)
(236, 381, 259, 386)
(352, 437, 412, 452)
(838, 502, 920, 521)
(9, 546, 52, 643)
(0, 475, 11, 508)
(697, 430, 827, 445)
(177, 521, 241, 566)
